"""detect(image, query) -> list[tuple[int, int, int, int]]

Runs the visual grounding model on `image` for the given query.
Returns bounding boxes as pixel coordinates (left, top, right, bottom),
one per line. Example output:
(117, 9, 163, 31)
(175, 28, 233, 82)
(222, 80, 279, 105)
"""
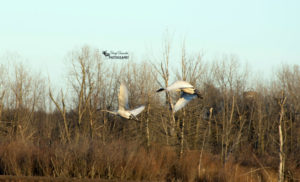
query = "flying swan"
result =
(101, 83, 145, 120)
(156, 80, 203, 113)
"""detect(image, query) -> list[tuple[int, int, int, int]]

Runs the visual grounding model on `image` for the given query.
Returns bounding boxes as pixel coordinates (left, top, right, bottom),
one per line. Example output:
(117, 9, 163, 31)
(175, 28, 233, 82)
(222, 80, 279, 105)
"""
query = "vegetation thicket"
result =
(0, 44, 299, 182)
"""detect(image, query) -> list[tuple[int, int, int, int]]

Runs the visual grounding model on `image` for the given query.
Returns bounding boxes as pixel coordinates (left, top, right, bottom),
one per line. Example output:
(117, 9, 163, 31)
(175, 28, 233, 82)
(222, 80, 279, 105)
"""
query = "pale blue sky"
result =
(0, 0, 299, 86)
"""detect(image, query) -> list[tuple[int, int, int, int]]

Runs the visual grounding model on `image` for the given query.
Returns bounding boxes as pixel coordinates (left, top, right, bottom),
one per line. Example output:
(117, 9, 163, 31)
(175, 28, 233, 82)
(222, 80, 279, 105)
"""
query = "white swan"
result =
(156, 80, 203, 113)
(102, 83, 145, 120)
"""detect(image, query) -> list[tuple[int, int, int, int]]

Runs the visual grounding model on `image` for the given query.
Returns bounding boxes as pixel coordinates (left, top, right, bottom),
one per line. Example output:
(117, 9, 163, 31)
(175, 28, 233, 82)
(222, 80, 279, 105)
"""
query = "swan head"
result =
(156, 88, 165, 92)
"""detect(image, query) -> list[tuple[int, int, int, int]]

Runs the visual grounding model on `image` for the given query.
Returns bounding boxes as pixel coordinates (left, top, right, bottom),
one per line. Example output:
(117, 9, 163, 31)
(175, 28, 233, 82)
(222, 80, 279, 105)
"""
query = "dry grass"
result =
(0, 139, 286, 182)
(0, 175, 112, 182)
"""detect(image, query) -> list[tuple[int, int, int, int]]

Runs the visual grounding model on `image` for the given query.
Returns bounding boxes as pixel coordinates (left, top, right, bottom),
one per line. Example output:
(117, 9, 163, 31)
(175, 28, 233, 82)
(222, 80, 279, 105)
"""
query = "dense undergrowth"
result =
(1, 138, 299, 182)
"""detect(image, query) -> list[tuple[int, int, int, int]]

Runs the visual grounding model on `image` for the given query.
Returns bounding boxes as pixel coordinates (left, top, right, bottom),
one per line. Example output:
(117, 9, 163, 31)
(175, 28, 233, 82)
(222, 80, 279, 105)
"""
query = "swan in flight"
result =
(156, 80, 203, 113)
(101, 83, 145, 121)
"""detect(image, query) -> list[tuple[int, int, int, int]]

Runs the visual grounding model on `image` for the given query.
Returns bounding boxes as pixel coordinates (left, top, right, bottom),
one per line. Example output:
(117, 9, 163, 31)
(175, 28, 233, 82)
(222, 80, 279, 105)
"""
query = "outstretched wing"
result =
(173, 94, 197, 113)
(166, 81, 194, 92)
(129, 105, 145, 116)
(118, 83, 129, 110)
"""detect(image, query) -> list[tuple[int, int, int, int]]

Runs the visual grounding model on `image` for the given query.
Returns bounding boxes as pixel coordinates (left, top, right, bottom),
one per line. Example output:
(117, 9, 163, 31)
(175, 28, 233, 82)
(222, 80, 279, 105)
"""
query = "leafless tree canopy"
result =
(0, 45, 299, 181)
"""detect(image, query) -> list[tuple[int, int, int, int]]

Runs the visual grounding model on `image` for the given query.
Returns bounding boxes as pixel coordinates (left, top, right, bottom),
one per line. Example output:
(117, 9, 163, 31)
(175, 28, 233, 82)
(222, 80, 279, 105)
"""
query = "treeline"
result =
(0, 45, 299, 181)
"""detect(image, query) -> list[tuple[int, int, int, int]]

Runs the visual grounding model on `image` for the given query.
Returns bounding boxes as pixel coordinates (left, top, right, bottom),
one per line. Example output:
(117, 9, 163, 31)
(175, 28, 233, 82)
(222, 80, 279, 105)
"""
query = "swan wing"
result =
(118, 83, 129, 110)
(166, 81, 194, 91)
(129, 105, 145, 116)
(173, 94, 197, 113)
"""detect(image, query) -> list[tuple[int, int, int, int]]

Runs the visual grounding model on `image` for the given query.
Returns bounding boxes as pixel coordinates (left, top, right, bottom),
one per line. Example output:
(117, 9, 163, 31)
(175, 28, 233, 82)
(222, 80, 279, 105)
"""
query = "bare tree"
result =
(211, 56, 249, 163)
(152, 36, 177, 139)
(175, 42, 205, 155)
(278, 94, 286, 182)
(67, 46, 104, 140)
(0, 63, 7, 122)
(49, 89, 70, 143)
(8, 63, 46, 141)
